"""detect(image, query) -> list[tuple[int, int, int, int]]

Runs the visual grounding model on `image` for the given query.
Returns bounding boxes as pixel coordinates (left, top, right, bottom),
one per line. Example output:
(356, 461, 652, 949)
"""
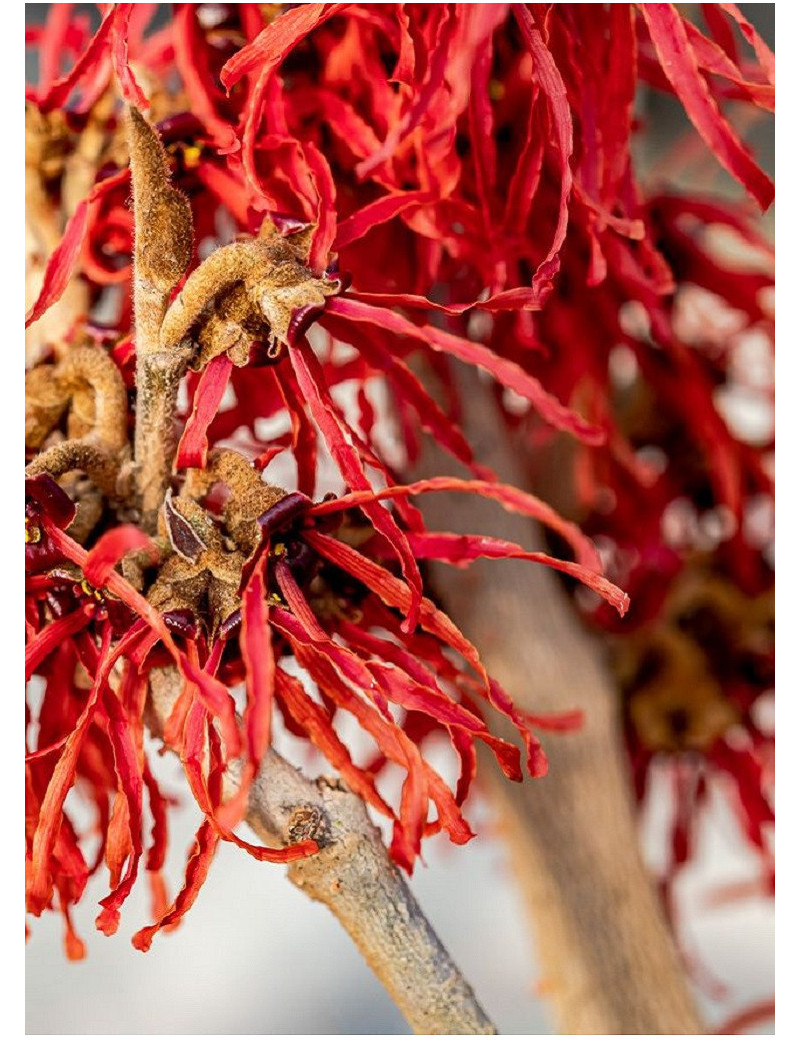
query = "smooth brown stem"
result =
(412, 362, 705, 1035)
(147, 666, 497, 1036)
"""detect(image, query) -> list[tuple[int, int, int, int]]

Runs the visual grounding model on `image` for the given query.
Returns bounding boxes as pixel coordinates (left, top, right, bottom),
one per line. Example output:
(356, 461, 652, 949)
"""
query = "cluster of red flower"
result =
(25, 3, 773, 959)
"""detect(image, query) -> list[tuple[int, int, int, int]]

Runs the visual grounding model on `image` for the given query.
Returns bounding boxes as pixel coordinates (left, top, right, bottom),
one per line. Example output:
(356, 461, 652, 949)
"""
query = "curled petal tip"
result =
(287, 302, 326, 347)
(270, 212, 313, 236)
(218, 608, 242, 641)
(163, 609, 199, 640)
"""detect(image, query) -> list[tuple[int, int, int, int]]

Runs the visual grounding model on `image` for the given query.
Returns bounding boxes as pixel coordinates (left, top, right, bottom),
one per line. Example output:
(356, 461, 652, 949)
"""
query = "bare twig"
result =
(412, 362, 705, 1034)
(147, 666, 498, 1036)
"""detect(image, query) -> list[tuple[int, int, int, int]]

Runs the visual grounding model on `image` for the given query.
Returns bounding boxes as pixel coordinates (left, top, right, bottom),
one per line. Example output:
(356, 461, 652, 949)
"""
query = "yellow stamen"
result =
(182, 144, 202, 169)
(80, 578, 104, 602)
(25, 518, 42, 544)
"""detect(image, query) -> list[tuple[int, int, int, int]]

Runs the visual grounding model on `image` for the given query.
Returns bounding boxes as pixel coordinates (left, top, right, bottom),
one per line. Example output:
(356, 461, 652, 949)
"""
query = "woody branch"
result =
(413, 361, 705, 1035)
(129, 110, 496, 1036)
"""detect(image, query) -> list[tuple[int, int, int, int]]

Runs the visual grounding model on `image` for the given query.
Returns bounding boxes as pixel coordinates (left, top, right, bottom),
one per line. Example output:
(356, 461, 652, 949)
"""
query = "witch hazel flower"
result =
(24, 10, 772, 1016)
(24, 96, 626, 958)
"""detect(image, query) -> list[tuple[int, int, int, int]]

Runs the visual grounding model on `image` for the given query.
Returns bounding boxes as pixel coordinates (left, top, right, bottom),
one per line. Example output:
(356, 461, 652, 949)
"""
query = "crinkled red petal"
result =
(25, 170, 129, 329)
(281, 630, 471, 867)
(275, 666, 394, 817)
(171, 5, 239, 151)
(639, 4, 773, 209)
(685, 21, 773, 110)
(221, 3, 332, 88)
(26, 608, 92, 682)
(132, 820, 219, 951)
(718, 3, 774, 84)
(37, 5, 75, 96)
(511, 4, 574, 301)
(356, 7, 457, 180)
(176, 354, 234, 470)
(180, 656, 241, 759)
(326, 298, 604, 444)
(275, 366, 318, 497)
(310, 475, 602, 571)
(288, 339, 424, 630)
(321, 312, 489, 477)
(84, 526, 157, 588)
(240, 557, 274, 769)
(27, 627, 113, 916)
(111, 4, 149, 108)
(180, 700, 318, 862)
(305, 530, 547, 777)
(103, 789, 131, 891)
(95, 683, 144, 936)
(143, 763, 169, 872)
(404, 530, 629, 616)
(195, 163, 252, 227)
(334, 191, 431, 251)
(305, 142, 337, 273)
(26, 199, 91, 329)
(36, 9, 114, 111)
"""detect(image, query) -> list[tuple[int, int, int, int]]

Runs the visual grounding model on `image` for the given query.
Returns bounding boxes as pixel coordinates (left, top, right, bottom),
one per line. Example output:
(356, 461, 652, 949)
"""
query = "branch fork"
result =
(125, 108, 497, 1035)
(127, 107, 341, 532)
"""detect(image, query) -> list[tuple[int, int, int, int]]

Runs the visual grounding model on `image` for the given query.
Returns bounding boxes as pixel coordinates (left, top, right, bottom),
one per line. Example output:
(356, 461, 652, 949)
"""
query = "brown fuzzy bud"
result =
(25, 366, 69, 449)
(127, 107, 193, 293)
(160, 219, 338, 359)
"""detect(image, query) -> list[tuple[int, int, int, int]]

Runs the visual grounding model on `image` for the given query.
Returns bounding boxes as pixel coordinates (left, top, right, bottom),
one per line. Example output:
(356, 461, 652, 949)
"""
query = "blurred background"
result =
(25, 4, 775, 1034)
(25, 731, 774, 1034)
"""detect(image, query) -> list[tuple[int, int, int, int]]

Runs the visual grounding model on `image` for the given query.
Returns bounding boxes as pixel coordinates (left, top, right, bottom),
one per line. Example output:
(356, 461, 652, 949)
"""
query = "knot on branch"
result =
(286, 805, 330, 847)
